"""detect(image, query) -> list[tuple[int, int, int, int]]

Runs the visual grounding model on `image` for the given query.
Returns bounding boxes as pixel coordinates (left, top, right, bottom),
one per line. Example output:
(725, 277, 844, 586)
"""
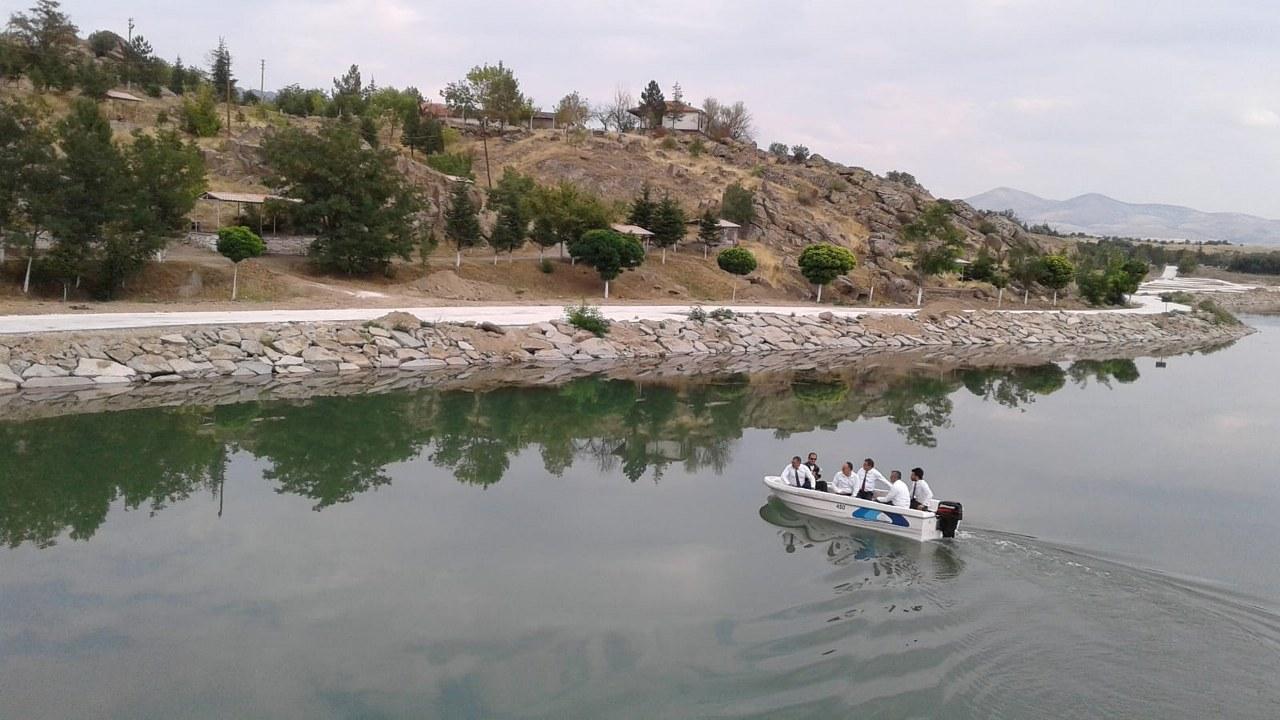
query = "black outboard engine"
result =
(935, 501, 963, 538)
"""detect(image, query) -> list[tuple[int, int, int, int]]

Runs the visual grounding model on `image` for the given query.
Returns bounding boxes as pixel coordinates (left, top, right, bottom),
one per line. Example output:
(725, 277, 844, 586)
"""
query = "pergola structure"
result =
(198, 191, 302, 234)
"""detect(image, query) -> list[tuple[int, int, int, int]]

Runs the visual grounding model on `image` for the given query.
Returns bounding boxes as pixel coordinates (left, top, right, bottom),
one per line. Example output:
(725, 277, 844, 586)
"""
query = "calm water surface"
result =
(3, 319, 1280, 719)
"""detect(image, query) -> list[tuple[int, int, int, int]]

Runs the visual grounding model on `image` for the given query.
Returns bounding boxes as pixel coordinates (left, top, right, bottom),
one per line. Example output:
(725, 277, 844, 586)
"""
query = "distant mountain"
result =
(965, 187, 1280, 246)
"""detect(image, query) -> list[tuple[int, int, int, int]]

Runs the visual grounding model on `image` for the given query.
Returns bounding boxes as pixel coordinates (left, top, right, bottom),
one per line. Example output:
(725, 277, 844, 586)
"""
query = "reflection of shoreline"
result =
(0, 335, 1235, 423)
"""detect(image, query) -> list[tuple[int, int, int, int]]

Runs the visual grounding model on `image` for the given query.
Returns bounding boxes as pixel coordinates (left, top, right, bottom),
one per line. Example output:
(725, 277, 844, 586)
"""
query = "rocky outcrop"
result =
(0, 308, 1250, 398)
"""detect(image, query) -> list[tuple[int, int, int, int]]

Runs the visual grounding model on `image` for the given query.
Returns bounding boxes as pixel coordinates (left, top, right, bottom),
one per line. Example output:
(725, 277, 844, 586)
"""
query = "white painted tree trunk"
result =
(231, 263, 239, 300)
(455, 251, 461, 268)
(703, 246, 708, 259)
(997, 287, 1004, 307)
(1024, 289, 1029, 305)
(23, 255, 33, 294)
(604, 279, 610, 299)
(1052, 290, 1058, 306)
(868, 286, 875, 304)
(0, 244, 5, 263)
(816, 284, 823, 303)
(661, 248, 667, 264)
(493, 253, 498, 265)
(916, 287, 923, 307)
(732, 285, 737, 302)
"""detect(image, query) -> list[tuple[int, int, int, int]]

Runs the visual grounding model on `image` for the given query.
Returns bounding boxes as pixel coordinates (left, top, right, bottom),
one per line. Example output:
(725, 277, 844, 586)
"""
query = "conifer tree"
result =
(444, 183, 481, 267)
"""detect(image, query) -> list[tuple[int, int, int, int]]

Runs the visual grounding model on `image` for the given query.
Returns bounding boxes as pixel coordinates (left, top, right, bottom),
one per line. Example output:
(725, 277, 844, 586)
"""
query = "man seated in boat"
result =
(782, 456, 817, 489)
(909, 467, 934, 511)
(805, 452, 823, 491)
(879, 470, 911, 508)
(855, 458, 887, 500)
(829, 461, 858, 496)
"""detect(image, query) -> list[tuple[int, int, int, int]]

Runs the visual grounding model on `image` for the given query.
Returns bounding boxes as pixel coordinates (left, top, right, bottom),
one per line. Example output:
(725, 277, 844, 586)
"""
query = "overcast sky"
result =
(42, 0, 1280, 217)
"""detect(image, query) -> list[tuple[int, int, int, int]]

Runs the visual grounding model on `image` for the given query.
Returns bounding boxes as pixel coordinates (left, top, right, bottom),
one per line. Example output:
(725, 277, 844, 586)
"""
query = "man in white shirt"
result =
(781, 456, 816, 489)
(880, 470, 911, 508)
(855, 458, 886, 500)
(910, 467, 935, 511)
(830, 461, 857, 495)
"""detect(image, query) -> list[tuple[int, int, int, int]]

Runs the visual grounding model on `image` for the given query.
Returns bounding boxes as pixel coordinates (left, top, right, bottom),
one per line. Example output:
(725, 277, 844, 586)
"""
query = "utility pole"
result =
(259, 59, 265, 98)
(125, 17, 134, 89)
(226, 72, 232, 137)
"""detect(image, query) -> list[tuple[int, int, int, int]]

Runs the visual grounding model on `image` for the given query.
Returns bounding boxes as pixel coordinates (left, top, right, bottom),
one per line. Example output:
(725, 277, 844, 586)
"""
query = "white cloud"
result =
(1239, 109, 1280, 127)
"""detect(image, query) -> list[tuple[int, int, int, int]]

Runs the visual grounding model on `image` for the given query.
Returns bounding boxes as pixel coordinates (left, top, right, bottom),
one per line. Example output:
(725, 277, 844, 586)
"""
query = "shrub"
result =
(750, 164, 765, 177)
(565, 302, 609, 336)
(717, 247, 757, 276)
(1197, 299, 1241, 326)
(660, 136, 678, 150)
(798, 244, 857, 302)
(768, 142, 789, 160)
(425, 151, 474, 178)
(796, 186, 818, 206)
(539, 258, 554, 274)
(709, 307, 735, 321)
(155, 109, 170, 125)
(1159, 291, 1194, 304)
(884, 170, 918, 188)
(791, 144, 810, 162)
(688, 305, 707, 322)
(689, 138, 705, 157)
(721, 182, 755, 227)
(977, 219, 997, 235)
(181, 85, 222, 137)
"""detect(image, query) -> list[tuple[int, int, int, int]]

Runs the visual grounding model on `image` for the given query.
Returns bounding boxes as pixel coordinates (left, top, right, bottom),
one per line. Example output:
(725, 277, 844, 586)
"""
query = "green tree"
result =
(263, 122, 422, 275)
(717, 246, 756, 301)
(530, 181, 612, 259)
(697, 208, 719, 259)
(768, 142, 788, 160)
(216, 226, 264, 299)
(721, 182, 755, 230)
(798, 243, 856, 302)
(901, 200, 965, 301)
(884, 170, 918, 187)
(1008, 245, 1044, 305)
(627, 182, 656, 230)
(42, 98, 125, 294)
(486, 169, 534, 262)
(180, 84, 222, 137)
(444, 182, 482, 267)
(791, 144, 810, 162)
(329, 64, 367, 118)
(1038, 253, 1075, 306)
(87, 29, 122, 58)
(369, 85, 422, 145)
(442, 61, 528, 188)
(74, 56, 115, 97)
(568, 228, 645, 298)
(649, 194, 685, 264)
(207, 37, 234, 96)
(0, 97, 53, 290)
(6, 0, 79, 89)
(639, 80, 665, 128)
(168, 56, 187, 95)
(554, 91, 591, 130)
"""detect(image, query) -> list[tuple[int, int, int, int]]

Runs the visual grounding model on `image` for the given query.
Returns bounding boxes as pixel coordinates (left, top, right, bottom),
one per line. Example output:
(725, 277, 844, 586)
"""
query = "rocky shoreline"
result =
(0, 307, 1251, 404)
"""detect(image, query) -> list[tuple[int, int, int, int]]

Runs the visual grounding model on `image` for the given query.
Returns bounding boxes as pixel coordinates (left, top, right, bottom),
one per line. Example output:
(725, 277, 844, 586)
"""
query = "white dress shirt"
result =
(856, 467, 887, 495)
(830, 469, 857, 495)
(880, 478, 911, 508)
(911, 478, 934, 509)
(781, 464, 816, 488)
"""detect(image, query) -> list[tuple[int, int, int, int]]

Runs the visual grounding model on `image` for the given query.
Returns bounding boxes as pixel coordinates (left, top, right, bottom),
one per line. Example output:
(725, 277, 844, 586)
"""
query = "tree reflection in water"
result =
(0, 357, 1144, 548)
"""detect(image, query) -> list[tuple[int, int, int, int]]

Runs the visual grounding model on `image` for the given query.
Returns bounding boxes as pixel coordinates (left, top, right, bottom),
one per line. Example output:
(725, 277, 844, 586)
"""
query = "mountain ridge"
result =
(965, 187, 1280, 245)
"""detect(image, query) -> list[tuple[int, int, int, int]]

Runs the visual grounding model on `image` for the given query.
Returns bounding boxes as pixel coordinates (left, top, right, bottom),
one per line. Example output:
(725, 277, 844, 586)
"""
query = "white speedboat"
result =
(762, 476, 963, 542)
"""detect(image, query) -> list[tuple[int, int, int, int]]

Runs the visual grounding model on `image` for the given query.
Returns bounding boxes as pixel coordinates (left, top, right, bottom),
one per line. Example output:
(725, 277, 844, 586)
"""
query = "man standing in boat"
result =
(855, 458, 886, 500)
(782, 456, 816, 489)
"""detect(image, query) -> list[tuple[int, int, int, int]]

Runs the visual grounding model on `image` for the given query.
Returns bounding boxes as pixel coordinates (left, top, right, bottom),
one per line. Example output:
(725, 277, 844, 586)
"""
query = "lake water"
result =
(3, 319, 1279, 719)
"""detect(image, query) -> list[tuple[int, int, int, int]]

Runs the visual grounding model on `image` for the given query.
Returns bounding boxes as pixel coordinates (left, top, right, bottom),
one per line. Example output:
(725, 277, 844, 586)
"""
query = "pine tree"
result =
(639, 80, 665, 129)
(169, 56, 186, 95)
(627, 182, 655, 231)
(697, 209, 719, 259)
(649, 194, 685, 264)
(444, 183, 481, 267)
(208, 37, 233, 95)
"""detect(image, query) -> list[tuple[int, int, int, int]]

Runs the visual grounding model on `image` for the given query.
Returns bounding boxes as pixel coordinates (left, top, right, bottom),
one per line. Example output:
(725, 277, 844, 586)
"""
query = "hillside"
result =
(967, 187, 1280, 246)
(1, 80, 1052, 309)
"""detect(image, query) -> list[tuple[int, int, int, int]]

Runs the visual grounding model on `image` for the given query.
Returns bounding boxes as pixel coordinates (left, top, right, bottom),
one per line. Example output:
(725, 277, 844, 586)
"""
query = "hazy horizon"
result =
(40, 0, 1280, 218)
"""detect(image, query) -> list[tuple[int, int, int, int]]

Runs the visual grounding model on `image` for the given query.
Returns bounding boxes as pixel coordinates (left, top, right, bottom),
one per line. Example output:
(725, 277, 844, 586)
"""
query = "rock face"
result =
(0, 308, 1251, 396)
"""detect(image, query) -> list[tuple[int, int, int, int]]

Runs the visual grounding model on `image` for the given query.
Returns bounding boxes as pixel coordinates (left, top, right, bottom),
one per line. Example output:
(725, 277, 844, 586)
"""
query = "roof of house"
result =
(627, 100, 705, 117)
(611, 223, 654, 236)
(200, 191, 302, 205)
(104, 89, 144, 102)
(531, 111, 556, 120)
(685, 218, 741, 229)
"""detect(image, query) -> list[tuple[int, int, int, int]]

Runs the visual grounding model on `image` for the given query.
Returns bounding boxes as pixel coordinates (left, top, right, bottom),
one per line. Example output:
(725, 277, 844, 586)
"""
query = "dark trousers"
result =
(815, 481, 828, 493)
(856, 490, 875, 500)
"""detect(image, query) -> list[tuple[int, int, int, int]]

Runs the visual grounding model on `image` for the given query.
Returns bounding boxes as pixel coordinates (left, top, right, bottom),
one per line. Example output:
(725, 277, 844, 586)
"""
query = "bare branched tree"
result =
(597, 86, 638, 133)
(702, 97, 754, 142)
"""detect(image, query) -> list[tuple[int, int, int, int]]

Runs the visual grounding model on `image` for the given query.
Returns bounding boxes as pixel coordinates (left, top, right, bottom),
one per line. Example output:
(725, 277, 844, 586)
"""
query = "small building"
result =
(419, 100, 451, 119)
(685, 217, 742, 246)
(627, 100, 708, 133)
(611, 223, 654, 244)
(198, 191, 302, 232)
(529, 111, 557, 130)
(104, 89, 144, 122)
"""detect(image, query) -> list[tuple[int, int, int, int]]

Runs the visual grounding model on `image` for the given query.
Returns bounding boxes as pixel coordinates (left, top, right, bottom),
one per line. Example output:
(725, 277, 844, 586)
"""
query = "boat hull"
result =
(763, 476, 945, 542)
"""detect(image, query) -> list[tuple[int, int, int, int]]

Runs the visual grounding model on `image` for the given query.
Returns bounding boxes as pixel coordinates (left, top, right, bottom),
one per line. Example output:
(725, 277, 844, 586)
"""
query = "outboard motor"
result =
(935, 501, 963, 538)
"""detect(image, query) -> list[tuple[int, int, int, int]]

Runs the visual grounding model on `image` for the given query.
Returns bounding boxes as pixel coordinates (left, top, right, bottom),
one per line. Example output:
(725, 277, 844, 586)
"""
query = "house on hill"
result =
(628, 100, 708, 133)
